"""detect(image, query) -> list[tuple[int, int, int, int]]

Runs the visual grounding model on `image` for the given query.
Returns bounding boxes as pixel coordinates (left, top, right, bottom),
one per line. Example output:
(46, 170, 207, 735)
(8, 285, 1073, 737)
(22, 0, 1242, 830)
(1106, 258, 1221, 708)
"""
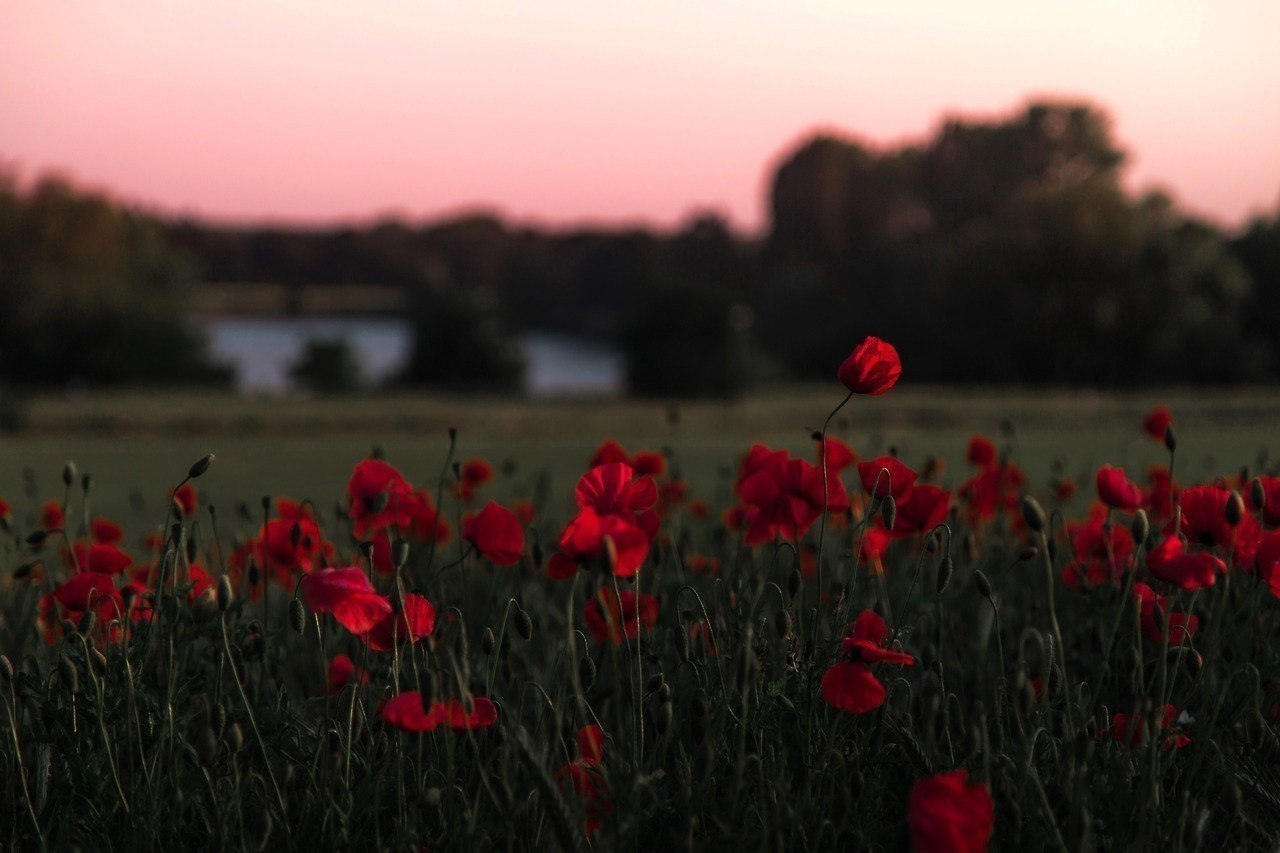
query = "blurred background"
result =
(1, 2, 1279, 418)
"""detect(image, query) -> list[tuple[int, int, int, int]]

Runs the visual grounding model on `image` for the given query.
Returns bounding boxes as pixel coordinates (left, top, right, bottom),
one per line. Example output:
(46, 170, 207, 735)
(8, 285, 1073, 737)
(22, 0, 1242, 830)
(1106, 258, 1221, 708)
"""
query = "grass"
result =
(2, 386, 1279, 849)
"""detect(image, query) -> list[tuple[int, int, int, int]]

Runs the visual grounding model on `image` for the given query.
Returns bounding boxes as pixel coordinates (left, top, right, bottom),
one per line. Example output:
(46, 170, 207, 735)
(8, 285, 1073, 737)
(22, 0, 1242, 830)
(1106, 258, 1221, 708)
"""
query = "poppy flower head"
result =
(908, 769, 994, 853)
(91, 517, 125, 545)
(822, 611, 914, 715)
(856, 456, 918, 500)
(589, 440, 631, 468)
(1146, 535, 1222, 591)
(893, 484, 951, 536)
(41, 499, 65, 532)
(72, 541, 133, 576)
(837, 336, 902, 396)
(346, 458, 415, 539)
(1143, 405, 1174, 441)
(455, 458, 495, 503)
(365, 592, 437, 652)
(1096, 465, 1143, 512)
(463, 501, 525, 566)
(583, 588, 658, 644)
(381, 692, 498, 733)
(966, 435, 998, 469)
(301, 566, 393, 634)
(1111, 704, 1191, 751)
(817, 437, 858, 474)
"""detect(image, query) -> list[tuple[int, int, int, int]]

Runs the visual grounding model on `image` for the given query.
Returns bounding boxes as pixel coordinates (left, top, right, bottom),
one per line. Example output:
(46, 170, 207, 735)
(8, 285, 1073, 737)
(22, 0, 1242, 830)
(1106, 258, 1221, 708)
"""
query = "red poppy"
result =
(583, 588, 658, 644)
(463, 501, 525, 566)
(966, 435, 998, 469)
(301, 566, 392, 634)
(632, 450, 666, 478)
(1146, 535, 1222, 590)
(1143, 405, 1173, 441)
(252, 499, 332, 582)
(1132, 583, 1198, 645)
(71, 541, 133, 575)
(1246, 476, 1280, 527)
(1254, 531, 1280, 598)
(556, 724, 613, 838)
(406, 488, 452, 542)
(1053, 478, 1078, 502)
(52, 572, 123, 622)
(0, 499, 10, 523)
(856, 456, 918, 501)
(821, 610, 914, 715)
(893, 484, 951, 536)
(738, 453, 848, 546)
(1111, 704, 1191, 751)
(1060, 513, 1134, 591)
(455, 459, 494, 503)
(170, 483, 198, 517)
(817, 437, 858, 474)
(381, 693, 498, 733)
(365, 593, 437, 652)
(90, 517, 125, 544)
(548, 507, 652, 579)
(1096, 465, 1142, 512)
(1178, 485, 1235, 549)
(589, 440, 631, 468)
(908, 769, 994, 853)
(837, 336, 902, 396)
(1146, 467, 1175, 522)
(327, 654, 369, 694)
(959, 463, 1026, 529)
(41, 499, 65, 532)
(510, 498, 537, 526)
(347, 458, 416, 539)
(576, 462, 658, 520)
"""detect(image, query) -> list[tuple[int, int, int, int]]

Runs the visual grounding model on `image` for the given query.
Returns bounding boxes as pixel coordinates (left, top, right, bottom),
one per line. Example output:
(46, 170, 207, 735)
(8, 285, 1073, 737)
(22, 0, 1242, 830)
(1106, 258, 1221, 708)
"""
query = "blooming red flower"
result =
(381, 693, 498, 733)
(837, 336, 902, 396)
(583, 588, 658, 644)
(52, 572, 122, 622)
(1143, 405, 1174, 441)
(347, 458, 416, 538)
(170, 483, 198, 517)
(817, 436, 858, 474)
(455, 458, 495, 503)
(632, 450, 666, 478)
(463, 501, 525, 566)
(821, 610, 914, 715)
(1254, 531, 1280, 598)
(253, 499, 333, 582)
(327, 654, 369, 694)
(548, 507, 653, 579)
(510, 498, 537, 526)
(406, 488, 451, 543)
(738, 452, 848, 546)
(365, 592, 437, 652)
(556, 724, 613, 838)
(41, 499, 65, 532)
(1060, 513, 1134, 591)
(90, 517, 125, 544)
(893, 484, 951, 536)
(301, 566, 392, 634)
(71, 541, 132, 575)
(966, 435, 998, 469)
(1146, 535, 1222, 590)
(1145, 466, 1175, 522)
(1096, 465, 1143, 511)
(1178, 485, 1235, 549)
(1132, 582, 1198, 645)
(589, 440, 631, 468)
(959, 463, 1026, 529)
(856, 456, 918, 500)
(908, 770, 994, 853)
(1053, 478, 1078, 502)
(1111, 704, 1191, 751)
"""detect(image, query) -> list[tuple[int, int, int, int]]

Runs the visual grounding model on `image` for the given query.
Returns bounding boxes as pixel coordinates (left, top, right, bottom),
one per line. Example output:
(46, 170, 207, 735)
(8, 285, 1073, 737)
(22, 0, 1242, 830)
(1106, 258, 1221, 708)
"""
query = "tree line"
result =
(3, 99, 1279, 393)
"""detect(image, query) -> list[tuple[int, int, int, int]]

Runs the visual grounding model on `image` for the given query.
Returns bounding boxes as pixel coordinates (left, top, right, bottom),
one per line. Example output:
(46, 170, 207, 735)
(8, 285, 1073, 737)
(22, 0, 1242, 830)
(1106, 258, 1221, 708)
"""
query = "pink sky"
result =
(3, 1, 1279, 233)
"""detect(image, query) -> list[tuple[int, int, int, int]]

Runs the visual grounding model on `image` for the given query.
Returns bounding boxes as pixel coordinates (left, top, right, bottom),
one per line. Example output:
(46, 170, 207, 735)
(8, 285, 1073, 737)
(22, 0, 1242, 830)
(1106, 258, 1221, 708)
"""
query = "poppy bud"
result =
(481, 627, 496, 655)
(773, 609, 792, 639)
(186, 533, 199, 565)
(358, 540, 375, 561)
(192, 588, 218, 623)
(26, 530, 48, 548)
(0, 655, 12, 683)
(653, 701, 673, 735)
(82, 474, 93, 493)
(646, 672, 665, 694)
(1019, 546, 1038, 562)
(1022, 496, 1047, 533)
(936, 556, 954, 594)
(1252, 478, 1267, 513)
(217, 575, 233, 612)
(881, 495, 897, 531)
(578, 655, 597, 691)
(188, 453, 215, 480)
(392, 538, 410, 570)
(974, 570, 993, 598)
(513, 608, 533, 641)
(1225, 491, 1245, 527)
(78, 610, 96, 636)
(787, 567, 802, 600)
(58, 654, 79, 694)
(1164, 424, 1177, 453)
(91, 648, 108, 675)
(675, 625, 691, 662)
(13, 560, 36, 580)
(289, 598, 307, 635)
(657, 682, 672, 704)
(1131, 510, 1150, 545)
(227, 722, 245, 753)
(61, 619, 78, 638)
(62, 461, 77, 487)
(247, 560, 260, 587)
(531, 541, 544, 568)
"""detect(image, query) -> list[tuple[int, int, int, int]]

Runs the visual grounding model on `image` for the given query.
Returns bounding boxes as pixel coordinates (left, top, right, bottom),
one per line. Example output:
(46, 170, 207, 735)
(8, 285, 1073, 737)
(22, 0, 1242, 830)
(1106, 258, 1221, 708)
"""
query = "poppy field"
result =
(3, 339, 1280, 850)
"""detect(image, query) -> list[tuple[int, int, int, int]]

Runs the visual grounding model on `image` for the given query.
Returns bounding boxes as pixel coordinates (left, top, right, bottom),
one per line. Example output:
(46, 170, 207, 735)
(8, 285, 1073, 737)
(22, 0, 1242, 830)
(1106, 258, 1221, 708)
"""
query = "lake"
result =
(200, 316, 625, 396)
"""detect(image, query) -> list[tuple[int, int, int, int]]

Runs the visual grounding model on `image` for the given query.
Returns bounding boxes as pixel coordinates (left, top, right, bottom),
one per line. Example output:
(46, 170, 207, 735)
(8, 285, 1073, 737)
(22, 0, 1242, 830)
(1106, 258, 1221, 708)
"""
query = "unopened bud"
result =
(1131, 509, 1150, 545)
(481, 627, 496, 655)
(787, 567, 802, 600)
(216, 575, 233, 611)
(1164, 424, 1177, 453)
(974, 570, 993, 598)
(935, 556, 954, 594)
(578, 655, 597, 691)
(392, 538, 410, 570)
(881, 495, 897, 532)
(0, 655, 13, 682)
(1226, 491, 1245, 527)
(289, 598, 307, 635)
(773, 609, 792, 639)
(1252, 478, 1267, 514)
(1022, 496, 1047, 533)
(62, 461, 77, 487)
(187, 453, 215, 480)
(58, 654, 79, 694)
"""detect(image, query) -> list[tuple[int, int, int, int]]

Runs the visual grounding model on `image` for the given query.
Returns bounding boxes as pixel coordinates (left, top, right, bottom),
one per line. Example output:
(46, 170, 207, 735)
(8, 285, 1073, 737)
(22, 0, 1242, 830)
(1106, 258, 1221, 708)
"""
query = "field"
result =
(3, 382, 1280, 849)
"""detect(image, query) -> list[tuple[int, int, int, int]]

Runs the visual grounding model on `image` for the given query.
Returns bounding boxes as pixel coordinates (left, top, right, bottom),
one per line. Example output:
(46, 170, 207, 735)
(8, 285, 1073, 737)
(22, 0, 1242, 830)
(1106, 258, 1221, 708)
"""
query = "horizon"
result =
(4, 2, 1280, 234)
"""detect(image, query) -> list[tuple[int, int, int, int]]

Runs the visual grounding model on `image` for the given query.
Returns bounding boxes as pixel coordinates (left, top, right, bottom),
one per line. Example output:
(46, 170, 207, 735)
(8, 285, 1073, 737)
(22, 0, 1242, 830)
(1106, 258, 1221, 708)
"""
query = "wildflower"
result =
(1132, 583, 1198, 644)
(300, 566, 392, 634)
(327, 654, 369, 694)
(90, 517, 125, 544)
(347, 458, 416, 538)
(463, 501, 525, 566)
(381, 693, 498, 733)
(817, 436, 858, 474)
(1096, 465, 1142, 512)
(837, 336, 902, 396)
(589, 439, 631, 468)
(1146, 535, 1222, 591)
(52, 572, 123, 622)
(1111, 704, 1191, 750)
(966, 435, 998, 469)
(892, 484, 950, 537)
(71, 541, 133, 575)
(454, 458, 495, 503)
(1143, 405, 1174, 442)
(821, 610, 914, 715)
(856, 456, 918, 500)
(365, 593, 437, 652)
(738, 452, 848, 545)
(556, 724, 613, 838)
(908, 769, 994, 853)
(1060, 512, 1134, 591)
(583, 588, 658, 644)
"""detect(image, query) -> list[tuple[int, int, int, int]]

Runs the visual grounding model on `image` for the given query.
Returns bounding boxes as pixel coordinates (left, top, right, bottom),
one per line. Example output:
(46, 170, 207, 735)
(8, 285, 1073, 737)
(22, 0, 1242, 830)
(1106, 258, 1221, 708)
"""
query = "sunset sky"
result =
(3, 1, 1279, 233)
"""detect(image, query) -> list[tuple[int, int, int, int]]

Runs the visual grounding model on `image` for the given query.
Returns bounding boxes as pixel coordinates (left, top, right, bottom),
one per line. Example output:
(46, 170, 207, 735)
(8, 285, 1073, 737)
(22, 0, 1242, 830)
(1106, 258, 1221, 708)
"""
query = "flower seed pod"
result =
(657, 682, 672, 704)
(392, 538, 410, 570)
(1131, 509, 1150, 545)
(935, 556, 954, 594)
(974, 570, 993, 598)
(58, 654, 79, 694)
(289, 598, 307, 636)
(62, 461, 77, 487)
(514, 608, 533, 641)
(187, 453, 215, 480)
(1164, 424, 1177, 453)
(216, 575, 233, 612)
(578, 654, 597, 691)
(358, 540, 375, 561)
(1225, 491, 1245, 527)
(1250, 477, 1267, 513)
(881, 495, 897, 532)
(1022, 495, 1047, 533)
(481, 627, 496, 655)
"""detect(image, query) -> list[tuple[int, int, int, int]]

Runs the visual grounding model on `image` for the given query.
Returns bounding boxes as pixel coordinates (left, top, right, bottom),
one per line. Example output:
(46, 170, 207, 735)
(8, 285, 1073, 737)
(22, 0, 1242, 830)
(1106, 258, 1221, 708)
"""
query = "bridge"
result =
(192, 282, 409, 316)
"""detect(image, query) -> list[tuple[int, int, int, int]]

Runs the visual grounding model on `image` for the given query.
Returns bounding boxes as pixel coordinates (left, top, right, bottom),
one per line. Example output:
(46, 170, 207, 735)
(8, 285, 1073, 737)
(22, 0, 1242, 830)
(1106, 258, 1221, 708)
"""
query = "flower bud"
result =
(1022, 496, 1047, 533)
(0, 655, 13, 682)
(1252, 478, 1267, 514)
(787, 567, 803, 600)
(188, 453, 215, 480)
(62, 461, 77, 487)
(392, 538, 410, 570)
(578, 655, 597, 691)
(481, 627, 496, 655)
(216, 575, 233, 612)
(773, 609, 792, 639)
(1018, 546, 1038, 562)
(1131, 509, 1150, 545)
(513, 607, 533, 641)
(935, 556, 954, 594)
(289, 598, 307, 635)
(1225, 491, 1245, 527)
(880, 495, 897, 532)
(1164, 424, 1177, 453)
(58, 654, 79, 694)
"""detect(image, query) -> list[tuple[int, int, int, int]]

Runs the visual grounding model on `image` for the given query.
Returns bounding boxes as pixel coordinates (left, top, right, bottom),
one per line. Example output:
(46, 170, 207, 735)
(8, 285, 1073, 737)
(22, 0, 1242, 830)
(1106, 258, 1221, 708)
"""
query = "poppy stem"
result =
(813, 391, 854, 658)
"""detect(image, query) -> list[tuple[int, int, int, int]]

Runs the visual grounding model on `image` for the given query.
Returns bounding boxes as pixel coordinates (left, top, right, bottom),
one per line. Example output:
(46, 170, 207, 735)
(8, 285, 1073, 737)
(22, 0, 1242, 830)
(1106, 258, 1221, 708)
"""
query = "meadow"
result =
(3, 371, 1280, 850)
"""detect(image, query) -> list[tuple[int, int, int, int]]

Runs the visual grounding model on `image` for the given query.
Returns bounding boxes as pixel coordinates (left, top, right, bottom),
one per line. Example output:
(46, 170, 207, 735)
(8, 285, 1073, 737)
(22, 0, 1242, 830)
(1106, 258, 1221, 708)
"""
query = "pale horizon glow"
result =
(3, 1, 1279, 234)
